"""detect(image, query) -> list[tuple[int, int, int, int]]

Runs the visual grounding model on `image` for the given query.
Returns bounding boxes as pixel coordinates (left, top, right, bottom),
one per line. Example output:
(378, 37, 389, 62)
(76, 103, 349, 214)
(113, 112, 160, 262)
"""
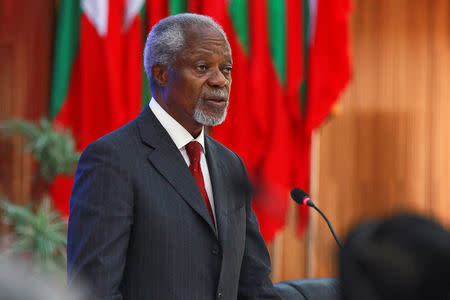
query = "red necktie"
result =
(185, 141, 215, 226)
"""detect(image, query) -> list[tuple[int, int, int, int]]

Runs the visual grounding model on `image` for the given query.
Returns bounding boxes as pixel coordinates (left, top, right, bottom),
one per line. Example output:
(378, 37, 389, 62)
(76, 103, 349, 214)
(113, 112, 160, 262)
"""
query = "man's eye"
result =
(197, 65, 207, 71)
(223, 66, 233, 74)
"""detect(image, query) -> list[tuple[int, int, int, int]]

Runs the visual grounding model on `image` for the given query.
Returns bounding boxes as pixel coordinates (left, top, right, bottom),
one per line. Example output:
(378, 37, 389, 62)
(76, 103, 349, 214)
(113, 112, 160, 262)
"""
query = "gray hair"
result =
(143, 13, 229, 87)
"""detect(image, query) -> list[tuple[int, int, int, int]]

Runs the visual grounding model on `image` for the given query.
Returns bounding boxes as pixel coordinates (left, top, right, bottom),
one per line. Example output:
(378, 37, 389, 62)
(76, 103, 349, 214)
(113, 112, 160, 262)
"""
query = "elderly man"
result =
(67, 13, 280, 300)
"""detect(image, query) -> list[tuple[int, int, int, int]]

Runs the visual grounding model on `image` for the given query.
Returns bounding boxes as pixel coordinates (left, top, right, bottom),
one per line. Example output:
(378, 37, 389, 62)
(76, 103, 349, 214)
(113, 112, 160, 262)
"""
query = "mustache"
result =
(200, 90, 229, 101)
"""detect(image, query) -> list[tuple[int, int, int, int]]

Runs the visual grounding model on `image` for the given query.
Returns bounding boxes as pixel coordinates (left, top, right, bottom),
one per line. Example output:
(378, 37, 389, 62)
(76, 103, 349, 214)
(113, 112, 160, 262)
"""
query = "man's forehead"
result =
(181, 26, 231, 57)
(186, 49, 233, 64)
(183, 44, 232, 62)
(184, 24, 227, 44)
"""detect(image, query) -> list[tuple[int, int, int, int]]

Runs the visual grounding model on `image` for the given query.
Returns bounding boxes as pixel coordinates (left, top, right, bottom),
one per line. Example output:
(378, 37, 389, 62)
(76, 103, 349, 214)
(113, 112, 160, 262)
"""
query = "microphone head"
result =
(290, 188, 310, 205)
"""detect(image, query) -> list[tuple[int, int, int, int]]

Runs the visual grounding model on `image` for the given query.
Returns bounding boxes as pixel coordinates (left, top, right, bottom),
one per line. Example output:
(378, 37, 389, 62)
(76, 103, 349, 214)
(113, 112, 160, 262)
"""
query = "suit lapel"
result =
(205, 137, 230, 244)
(137, 106, 217, 236)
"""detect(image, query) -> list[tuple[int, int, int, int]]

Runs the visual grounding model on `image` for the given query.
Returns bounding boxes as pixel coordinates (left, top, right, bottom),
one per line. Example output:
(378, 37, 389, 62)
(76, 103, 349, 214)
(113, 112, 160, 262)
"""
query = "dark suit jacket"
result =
(67, 106, 280, 300)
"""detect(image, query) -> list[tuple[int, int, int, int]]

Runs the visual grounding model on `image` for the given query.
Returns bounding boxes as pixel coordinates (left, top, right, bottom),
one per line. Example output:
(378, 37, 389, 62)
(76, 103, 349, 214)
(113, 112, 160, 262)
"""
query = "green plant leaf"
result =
(1, 118, 80, 182)
(0, 198, 67, 275)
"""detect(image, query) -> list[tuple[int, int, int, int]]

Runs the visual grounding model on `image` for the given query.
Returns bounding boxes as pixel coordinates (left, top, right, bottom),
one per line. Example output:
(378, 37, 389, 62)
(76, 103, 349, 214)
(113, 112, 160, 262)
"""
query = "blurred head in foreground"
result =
(339, 214, 450, 300)
(0, 258, 80, 300)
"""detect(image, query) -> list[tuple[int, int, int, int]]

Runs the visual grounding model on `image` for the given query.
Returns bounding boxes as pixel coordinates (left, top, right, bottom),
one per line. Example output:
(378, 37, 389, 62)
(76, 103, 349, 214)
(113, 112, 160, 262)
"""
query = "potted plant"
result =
(0, 119, 80, 277)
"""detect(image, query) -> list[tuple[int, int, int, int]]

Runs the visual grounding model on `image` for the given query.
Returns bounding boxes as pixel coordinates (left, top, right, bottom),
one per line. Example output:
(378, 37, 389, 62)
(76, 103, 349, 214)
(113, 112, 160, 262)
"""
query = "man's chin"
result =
(193, 109, 227, 127)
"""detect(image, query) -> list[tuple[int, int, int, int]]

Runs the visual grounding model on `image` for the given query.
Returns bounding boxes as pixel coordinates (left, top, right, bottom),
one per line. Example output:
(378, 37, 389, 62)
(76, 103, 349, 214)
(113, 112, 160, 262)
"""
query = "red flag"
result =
(305, 0, 352, 133)
(50, 0, 144, 215)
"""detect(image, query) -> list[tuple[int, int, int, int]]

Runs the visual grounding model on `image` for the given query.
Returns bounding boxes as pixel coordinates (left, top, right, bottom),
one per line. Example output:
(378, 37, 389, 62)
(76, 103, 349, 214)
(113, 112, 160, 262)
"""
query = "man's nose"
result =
(208, 68, 229, 87)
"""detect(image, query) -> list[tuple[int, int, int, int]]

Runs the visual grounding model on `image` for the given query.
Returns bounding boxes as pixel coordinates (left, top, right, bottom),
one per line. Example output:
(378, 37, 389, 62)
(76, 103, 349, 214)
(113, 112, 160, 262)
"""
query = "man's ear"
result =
(151, 64, 168, 87)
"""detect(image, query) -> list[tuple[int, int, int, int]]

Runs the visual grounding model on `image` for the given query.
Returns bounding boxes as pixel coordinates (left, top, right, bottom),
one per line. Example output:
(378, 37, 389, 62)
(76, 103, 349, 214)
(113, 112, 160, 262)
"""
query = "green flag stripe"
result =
(49, 0, 81, 118)
(139, 1, 146, 22)
(268, 0, 286, 85)
(300, 0, 310, 113)
(143, 67, 150, 105)
(228, 0, 249, 54)
(169, 0, 187, 15)
(140, 2, 150, 106)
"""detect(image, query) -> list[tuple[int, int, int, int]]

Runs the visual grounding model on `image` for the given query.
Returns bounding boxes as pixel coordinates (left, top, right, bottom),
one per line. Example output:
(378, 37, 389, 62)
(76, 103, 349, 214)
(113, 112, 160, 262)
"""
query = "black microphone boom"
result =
(290, 188, 343, 249)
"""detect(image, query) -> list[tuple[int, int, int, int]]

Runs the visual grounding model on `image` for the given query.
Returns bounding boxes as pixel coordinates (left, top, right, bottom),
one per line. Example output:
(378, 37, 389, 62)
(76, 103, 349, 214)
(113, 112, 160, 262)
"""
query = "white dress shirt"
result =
(149, 98, 216, 224)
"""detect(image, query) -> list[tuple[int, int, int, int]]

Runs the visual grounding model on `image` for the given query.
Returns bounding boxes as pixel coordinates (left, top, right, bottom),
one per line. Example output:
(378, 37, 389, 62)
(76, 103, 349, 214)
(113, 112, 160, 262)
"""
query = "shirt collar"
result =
(149, 98, 205, 152)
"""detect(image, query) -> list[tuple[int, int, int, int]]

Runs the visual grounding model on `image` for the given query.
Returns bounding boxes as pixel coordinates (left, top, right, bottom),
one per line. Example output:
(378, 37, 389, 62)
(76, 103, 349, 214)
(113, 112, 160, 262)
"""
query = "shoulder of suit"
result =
(83, 117, 140, 155)
(205, 135, 243, 163)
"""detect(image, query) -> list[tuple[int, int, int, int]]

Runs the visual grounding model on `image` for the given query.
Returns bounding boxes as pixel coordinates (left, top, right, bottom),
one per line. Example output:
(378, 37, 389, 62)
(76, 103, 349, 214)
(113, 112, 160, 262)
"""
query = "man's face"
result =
(164, 25, 232, 135)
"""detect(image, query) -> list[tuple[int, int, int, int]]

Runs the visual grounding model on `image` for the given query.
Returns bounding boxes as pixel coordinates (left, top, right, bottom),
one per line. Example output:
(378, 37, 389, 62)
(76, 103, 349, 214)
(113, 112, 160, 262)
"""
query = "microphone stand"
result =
(307, 201, 343, 249)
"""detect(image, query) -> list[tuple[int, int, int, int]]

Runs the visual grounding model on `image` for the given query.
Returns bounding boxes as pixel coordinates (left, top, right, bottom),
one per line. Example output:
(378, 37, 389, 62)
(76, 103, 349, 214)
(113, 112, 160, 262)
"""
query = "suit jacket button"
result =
(212, 247, 220, 255)
(217, 292, 223, 298)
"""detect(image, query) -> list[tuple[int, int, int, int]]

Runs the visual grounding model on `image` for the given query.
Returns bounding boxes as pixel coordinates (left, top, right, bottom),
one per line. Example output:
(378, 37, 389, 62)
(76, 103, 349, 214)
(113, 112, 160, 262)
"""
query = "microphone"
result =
(291, 188, 343, 249)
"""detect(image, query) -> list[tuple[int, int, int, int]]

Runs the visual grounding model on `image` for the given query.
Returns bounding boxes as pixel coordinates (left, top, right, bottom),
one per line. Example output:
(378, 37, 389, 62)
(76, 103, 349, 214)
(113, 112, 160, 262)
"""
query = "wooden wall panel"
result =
(308, 0, 450, 278)
(0, 0, 54, 221)
(428, 0, 450, 228)
(274, 0, 450, 280)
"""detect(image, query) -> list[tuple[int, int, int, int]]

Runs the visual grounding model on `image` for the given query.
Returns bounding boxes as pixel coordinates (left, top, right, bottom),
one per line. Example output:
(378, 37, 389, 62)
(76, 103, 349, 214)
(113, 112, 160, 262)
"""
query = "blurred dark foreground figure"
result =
(339, 214, 450, 300)
(0, 258, 80, 300)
